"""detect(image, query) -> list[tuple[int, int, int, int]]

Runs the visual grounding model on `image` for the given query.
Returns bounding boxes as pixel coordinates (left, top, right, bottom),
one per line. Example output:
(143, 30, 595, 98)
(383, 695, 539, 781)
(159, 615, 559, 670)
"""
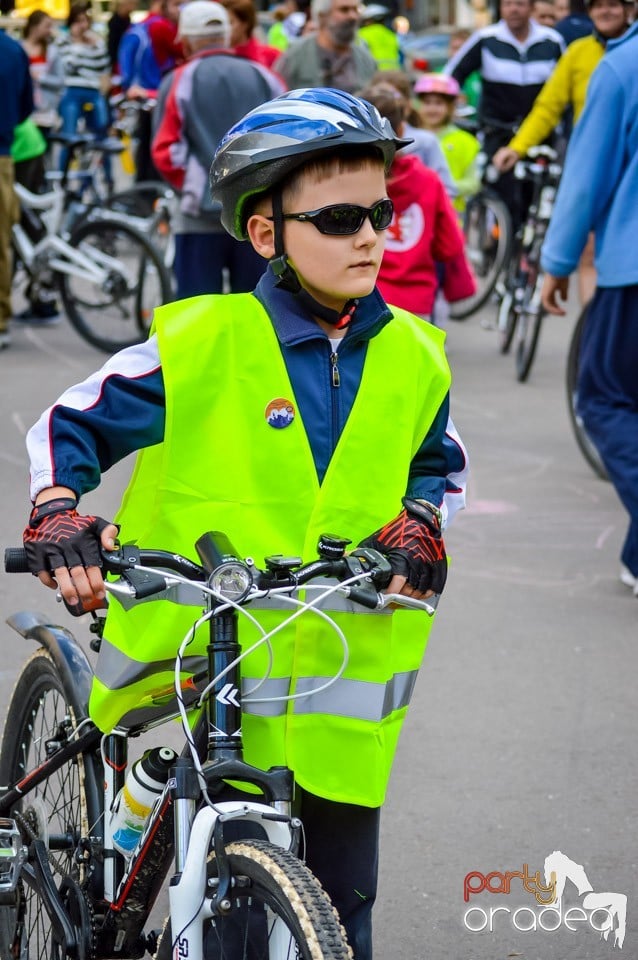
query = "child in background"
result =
(414, 73, 480, 215)
(363, 83, 469, 324)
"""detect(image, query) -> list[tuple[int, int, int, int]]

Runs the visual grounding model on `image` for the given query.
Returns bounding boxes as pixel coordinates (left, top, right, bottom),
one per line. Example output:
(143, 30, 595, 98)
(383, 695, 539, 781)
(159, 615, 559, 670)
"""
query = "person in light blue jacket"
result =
(541, 20, 638, 595)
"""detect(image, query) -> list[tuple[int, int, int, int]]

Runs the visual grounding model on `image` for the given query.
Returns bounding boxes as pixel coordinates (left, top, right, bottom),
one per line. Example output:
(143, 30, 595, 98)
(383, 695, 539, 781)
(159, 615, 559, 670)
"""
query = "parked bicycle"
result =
(496, 145, 562, 381)
(0, 531, 433, 959)
(566, 305, 609, 481)
(46, 133, 176, 273)
(13, 172, 173, 353)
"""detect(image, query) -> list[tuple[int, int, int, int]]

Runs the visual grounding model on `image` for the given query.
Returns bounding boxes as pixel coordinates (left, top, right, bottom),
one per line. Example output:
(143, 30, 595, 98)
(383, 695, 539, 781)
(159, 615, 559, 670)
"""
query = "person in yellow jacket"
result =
(492, 0, 633, 302)
(21, 87, 468, 960)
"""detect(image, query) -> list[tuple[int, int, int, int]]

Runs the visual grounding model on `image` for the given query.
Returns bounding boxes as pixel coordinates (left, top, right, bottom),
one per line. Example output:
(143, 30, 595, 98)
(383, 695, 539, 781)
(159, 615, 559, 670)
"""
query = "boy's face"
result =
(286, 164, 388, 311)
(250, 162, 389, 313)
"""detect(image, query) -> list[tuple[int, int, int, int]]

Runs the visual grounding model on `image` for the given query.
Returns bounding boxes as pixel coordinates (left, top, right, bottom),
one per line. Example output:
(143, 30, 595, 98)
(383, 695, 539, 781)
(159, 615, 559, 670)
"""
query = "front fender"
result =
(6, 611, 94, 721)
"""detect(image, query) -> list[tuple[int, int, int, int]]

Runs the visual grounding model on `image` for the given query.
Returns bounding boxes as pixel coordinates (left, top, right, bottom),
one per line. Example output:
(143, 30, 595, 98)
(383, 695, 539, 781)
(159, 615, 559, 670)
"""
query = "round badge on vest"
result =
(265, 398, 295, 429)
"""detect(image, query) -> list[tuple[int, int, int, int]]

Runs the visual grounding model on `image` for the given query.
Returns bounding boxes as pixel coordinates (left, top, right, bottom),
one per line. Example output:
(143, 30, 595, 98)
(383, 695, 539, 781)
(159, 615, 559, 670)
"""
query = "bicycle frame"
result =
(13, 183, 133, 288)
(1, 533, 429, 959)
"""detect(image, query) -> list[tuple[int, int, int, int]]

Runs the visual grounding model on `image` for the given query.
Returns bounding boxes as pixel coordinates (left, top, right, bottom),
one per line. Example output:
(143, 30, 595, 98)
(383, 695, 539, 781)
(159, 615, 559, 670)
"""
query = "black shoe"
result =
(14, 303, 61, 326)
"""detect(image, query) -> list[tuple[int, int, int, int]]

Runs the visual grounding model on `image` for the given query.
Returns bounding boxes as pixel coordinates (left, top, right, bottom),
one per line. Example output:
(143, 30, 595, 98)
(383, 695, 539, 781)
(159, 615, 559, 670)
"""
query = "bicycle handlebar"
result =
(4, 532, 437, 615)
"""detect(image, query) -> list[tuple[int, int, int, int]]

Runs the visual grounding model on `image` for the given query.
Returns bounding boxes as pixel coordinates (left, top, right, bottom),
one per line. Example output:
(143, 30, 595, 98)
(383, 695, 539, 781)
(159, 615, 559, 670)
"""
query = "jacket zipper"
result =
(330, 349, 340, 453)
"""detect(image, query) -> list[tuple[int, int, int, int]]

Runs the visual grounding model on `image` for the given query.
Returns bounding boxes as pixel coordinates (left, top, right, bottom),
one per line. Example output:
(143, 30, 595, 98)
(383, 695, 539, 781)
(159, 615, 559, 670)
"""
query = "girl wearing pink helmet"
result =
(413, 72, 480, 213)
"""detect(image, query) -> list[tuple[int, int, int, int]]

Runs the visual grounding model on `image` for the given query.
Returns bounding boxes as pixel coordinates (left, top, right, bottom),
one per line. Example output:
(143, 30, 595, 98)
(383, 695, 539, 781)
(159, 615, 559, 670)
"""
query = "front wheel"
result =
(59, 216, 173, 353)
(0, 650, 102, 960)
(566, 306, 609, 480)
(158, 838, 353, 960)
(514, 270, 545, 382)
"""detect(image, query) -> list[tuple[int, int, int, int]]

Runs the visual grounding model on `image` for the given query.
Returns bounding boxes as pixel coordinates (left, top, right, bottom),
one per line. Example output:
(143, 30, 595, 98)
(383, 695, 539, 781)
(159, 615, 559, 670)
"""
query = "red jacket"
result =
(234, 35, 281, 69)
(377, 153, 465, 316)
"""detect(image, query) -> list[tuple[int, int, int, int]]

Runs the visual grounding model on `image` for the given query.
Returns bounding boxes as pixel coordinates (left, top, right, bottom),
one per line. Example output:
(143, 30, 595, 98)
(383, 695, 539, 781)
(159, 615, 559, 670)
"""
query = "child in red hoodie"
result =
(363, 83, 468, 323)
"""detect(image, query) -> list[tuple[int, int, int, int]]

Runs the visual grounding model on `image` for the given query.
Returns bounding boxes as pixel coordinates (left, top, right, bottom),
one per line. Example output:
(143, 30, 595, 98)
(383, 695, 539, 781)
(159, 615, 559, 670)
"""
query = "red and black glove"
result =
(358, 497, 447, 595)
(23, 497, 113, 576)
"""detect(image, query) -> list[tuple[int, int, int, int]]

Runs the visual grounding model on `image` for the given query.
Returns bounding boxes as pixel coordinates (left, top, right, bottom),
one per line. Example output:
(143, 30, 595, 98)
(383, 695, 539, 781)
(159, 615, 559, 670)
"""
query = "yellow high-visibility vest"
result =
(90, 293, 450, 806)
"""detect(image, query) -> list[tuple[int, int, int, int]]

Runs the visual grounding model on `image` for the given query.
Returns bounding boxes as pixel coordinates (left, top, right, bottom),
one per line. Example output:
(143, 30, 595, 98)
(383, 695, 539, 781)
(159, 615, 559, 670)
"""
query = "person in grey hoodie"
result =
(275, 0, 376, 93)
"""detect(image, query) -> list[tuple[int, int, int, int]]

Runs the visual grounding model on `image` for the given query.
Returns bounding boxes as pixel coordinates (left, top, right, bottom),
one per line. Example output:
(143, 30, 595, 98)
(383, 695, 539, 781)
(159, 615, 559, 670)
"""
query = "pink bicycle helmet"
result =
(413, 73, 461, 98)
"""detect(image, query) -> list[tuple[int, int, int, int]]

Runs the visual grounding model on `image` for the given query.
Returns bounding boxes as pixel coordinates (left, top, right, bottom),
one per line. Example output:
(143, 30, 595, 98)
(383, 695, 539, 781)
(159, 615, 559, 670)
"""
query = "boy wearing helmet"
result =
(21, 88, 468, 958)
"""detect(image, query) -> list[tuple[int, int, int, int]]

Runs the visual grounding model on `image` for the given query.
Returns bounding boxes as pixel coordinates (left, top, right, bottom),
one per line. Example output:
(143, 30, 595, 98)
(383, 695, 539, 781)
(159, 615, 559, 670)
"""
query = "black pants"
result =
(206, 786, 380, 959)
(484, 129, 532, 233)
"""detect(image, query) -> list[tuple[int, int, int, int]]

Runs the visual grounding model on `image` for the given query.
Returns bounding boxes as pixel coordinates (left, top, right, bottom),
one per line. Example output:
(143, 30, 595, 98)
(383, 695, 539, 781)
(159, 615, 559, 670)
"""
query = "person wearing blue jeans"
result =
(58, 87, 112, 181)
(541, 20, 638, 595)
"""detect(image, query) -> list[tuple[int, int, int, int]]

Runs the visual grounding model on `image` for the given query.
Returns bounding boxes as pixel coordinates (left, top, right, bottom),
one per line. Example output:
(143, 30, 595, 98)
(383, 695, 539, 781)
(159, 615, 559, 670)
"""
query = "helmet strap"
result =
(270, 188, 358, 328)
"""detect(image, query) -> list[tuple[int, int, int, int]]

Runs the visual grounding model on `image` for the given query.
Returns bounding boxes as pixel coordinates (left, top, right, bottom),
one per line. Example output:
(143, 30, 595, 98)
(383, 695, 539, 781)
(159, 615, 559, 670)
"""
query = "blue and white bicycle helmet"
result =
(210, 87, 404, 240)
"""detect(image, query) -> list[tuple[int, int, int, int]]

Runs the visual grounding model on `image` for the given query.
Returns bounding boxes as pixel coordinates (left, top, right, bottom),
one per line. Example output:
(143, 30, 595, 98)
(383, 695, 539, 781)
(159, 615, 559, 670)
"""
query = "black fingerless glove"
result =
(358, 497, 447, 595)
(23, 497, 112, 576)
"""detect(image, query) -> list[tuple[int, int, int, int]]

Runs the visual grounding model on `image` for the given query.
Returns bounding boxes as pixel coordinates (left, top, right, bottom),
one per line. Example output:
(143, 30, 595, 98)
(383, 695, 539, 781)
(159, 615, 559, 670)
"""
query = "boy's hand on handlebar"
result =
(358, 498, 447, 599)
(23, 498, 118, 607)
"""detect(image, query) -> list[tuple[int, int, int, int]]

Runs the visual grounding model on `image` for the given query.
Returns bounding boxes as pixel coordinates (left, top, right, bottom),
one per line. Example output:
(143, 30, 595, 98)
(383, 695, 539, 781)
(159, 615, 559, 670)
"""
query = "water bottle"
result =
(110, 747, 177, 857)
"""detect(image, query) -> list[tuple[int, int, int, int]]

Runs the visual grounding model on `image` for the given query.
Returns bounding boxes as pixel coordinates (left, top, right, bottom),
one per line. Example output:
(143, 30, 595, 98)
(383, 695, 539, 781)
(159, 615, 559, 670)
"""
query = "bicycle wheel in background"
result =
(156, 839, 353, 960)
(0, 650, 102, 960)
(60, 216, 173, 353)
(566, 306, 609, 480)
(496, 236, 522, 354)
(450, 191, 512, 320)
(514, 269, 545, 382)
(105, 181, 176, 270)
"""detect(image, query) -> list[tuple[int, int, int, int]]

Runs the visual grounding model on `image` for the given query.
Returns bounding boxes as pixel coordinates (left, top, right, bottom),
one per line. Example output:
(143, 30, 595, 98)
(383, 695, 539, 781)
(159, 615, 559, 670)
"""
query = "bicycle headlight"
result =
(209, 561, 254, 602)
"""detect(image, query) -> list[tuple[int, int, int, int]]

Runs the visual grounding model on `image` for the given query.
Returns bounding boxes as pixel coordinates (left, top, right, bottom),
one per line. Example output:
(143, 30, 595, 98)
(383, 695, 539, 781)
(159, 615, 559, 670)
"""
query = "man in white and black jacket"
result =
(444, 0, 564, 226)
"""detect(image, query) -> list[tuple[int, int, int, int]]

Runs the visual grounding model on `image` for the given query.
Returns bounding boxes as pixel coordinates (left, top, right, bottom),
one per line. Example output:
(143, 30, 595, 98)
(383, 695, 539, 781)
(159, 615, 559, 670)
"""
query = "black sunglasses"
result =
(271, 198, 394, 236)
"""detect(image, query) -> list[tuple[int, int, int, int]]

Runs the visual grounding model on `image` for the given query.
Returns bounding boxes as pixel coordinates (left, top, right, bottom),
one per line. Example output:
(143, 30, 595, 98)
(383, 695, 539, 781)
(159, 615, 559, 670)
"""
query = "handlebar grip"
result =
(4, 547, 30, 574)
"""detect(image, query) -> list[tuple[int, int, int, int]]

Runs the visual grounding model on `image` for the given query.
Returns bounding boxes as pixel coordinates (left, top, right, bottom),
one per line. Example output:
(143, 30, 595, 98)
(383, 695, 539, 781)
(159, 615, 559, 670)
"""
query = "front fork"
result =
(168, 802, 294, 960)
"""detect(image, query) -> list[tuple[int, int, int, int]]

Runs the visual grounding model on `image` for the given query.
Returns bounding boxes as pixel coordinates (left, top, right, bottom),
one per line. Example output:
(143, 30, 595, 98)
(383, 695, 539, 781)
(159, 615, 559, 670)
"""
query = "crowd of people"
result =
(1, 0, 638, 953)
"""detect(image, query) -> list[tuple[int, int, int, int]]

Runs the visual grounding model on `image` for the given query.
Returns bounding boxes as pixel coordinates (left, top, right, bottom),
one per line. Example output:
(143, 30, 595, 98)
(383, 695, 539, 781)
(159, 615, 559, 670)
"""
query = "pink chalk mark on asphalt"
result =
(465, 500, 518, 515)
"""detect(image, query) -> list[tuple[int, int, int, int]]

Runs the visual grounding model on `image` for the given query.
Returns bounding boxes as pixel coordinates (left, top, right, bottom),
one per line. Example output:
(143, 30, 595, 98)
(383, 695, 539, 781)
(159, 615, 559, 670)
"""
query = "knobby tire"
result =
(157, 838, 353, 960)
(0, 650, 101, 960)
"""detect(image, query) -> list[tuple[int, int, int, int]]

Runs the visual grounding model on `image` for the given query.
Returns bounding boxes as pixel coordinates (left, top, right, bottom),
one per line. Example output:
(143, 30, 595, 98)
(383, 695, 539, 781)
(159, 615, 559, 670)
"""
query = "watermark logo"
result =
(463, 850, 627, 948)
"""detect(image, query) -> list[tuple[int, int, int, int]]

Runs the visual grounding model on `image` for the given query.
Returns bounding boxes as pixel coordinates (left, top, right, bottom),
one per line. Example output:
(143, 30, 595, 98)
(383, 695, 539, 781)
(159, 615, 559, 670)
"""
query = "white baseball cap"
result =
(178, 1, 230, 38)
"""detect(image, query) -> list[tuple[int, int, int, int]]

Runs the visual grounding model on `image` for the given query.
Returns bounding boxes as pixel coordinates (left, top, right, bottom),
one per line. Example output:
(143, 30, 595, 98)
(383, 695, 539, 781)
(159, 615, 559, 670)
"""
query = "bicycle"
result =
(565, 304, 609, 481)
(496, 145, 562, 382)
(449, 150, 513, 320)
(45, 133, 176, 273)
(13, 172, 173, 354)
(0, 530, 433, 959)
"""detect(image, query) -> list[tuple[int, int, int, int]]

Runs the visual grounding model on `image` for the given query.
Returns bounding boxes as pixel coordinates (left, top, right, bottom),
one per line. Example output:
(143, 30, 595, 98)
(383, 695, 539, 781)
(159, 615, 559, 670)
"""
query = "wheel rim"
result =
(6, 679, 89, 960)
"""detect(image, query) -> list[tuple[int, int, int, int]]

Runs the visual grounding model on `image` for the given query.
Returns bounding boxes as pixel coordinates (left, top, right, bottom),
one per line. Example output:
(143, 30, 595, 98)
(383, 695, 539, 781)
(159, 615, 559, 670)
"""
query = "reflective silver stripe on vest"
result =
(94, 638, 206, 689)
(241, 678, 291, 716)
(242, 672, 419, 722)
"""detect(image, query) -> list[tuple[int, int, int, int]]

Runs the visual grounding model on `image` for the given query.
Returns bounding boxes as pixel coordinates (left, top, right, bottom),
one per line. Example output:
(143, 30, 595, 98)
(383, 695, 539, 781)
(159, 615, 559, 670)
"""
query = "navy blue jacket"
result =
(0, 31, 34, 155)
(27, 268, 468, 525)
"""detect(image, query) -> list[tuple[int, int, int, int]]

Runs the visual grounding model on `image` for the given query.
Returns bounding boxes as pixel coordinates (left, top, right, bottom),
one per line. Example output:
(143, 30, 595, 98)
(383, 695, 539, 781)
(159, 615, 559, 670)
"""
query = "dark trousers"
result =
(205, 786, 380, 960)
(578, 285, 638, 575)
(173, 232, 266, 299)
(484, 129, 532, 233)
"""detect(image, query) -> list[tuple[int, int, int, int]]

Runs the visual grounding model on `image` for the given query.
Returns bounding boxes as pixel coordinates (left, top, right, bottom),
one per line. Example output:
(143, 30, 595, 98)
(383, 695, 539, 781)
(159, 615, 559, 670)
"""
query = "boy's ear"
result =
(246, 214, 276, 260)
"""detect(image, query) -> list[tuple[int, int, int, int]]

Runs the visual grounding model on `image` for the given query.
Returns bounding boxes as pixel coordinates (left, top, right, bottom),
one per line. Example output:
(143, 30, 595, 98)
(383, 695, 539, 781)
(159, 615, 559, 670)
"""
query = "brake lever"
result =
(377, 594, 437, 615)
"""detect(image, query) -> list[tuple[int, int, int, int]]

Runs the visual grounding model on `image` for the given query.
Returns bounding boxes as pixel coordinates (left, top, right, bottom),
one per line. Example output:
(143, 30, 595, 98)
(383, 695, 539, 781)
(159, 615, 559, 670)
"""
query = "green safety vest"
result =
(357, 23, 402, 70)
(89, 294, 450, 806)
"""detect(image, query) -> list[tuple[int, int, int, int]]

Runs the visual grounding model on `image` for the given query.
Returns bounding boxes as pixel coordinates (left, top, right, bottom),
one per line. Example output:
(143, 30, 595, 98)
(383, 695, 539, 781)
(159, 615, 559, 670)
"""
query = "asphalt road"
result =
(0, 293, 635, 959)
